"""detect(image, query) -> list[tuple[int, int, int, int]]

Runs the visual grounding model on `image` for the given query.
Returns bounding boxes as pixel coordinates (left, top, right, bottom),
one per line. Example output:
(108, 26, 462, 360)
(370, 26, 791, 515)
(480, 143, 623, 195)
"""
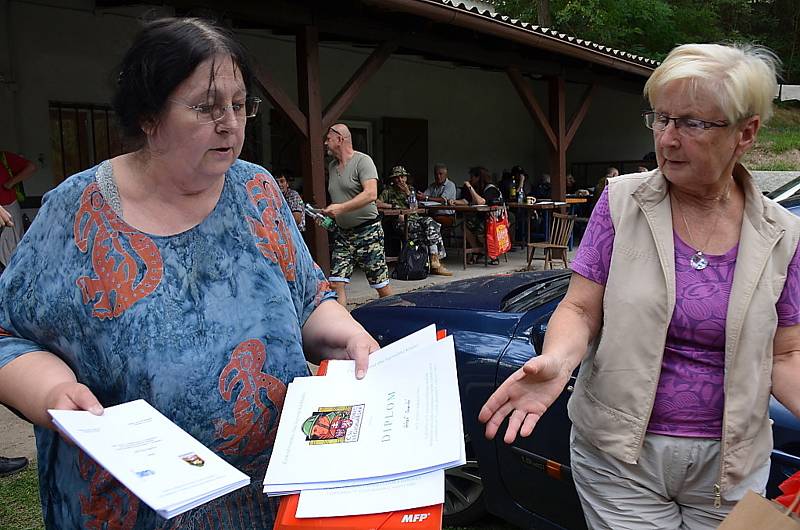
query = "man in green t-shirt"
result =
(323, 124, 392, 306)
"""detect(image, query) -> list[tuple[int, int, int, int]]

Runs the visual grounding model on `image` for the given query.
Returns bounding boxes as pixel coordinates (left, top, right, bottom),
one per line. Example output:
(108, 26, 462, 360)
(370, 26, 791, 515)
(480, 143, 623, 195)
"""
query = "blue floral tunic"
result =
(0, 159, 335, 529)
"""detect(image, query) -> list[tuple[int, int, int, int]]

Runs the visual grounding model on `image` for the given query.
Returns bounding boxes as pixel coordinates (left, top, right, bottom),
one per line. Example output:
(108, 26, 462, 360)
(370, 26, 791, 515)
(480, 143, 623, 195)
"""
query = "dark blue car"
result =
(351, 270, 800, 529)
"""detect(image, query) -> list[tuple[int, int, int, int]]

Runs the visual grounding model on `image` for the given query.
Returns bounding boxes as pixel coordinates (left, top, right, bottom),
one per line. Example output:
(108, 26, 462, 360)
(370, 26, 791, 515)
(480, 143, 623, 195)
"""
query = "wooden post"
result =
(297, 25, 329, 272)
(548, 76, 566, 202)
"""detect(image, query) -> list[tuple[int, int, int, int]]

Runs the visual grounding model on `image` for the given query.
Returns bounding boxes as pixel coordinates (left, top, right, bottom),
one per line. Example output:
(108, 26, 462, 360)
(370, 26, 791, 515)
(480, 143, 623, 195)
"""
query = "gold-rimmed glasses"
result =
(170, 97, 261, 125)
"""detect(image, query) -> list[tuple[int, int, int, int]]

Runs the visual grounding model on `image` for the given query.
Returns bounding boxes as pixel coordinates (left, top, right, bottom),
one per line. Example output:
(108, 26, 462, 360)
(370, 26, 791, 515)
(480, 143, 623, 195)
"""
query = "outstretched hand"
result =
(478, 354, 570, 444)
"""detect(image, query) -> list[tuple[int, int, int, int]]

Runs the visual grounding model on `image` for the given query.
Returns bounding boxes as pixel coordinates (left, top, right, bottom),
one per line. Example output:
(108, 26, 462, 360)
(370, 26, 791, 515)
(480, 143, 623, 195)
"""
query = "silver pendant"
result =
(690, 251, 708, 270)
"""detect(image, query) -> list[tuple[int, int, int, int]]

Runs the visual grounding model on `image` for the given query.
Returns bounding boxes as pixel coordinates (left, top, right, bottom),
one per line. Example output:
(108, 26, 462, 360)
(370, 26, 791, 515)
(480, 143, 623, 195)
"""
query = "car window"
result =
(501, 273, 570, 313)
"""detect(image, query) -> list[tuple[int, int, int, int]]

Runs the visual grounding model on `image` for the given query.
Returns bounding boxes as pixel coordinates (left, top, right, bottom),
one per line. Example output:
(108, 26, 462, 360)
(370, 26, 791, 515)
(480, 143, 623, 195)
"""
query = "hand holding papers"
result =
(49, 400, 249, 519)
(264, 325, 465, 519)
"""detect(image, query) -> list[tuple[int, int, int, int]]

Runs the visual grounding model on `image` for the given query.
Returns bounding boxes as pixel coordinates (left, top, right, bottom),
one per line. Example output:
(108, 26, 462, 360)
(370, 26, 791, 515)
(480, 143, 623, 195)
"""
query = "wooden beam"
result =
(253, 69, 308, 138)
(506, 67, 557, 149)
(296, 25, 330, 272)
(322, 40, 398, 131)
(565, 83, 596, 148)
(548, 76, 567, 202)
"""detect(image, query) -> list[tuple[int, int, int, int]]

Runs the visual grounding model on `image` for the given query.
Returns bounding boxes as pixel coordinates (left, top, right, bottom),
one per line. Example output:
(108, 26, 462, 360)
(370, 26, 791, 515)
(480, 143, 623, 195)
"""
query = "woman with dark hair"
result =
(456, 166, 502, 264)
(0, 17, 377, 529)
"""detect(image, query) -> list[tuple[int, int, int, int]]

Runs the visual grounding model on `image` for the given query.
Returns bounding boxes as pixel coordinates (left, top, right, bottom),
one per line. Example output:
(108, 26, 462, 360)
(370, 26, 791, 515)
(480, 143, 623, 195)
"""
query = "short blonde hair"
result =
(644, 43, 780, 124)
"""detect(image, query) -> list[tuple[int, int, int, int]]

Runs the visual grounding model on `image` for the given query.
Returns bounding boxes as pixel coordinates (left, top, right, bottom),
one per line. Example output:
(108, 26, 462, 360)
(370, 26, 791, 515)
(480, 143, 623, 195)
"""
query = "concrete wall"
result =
(1, 0, 653, 199)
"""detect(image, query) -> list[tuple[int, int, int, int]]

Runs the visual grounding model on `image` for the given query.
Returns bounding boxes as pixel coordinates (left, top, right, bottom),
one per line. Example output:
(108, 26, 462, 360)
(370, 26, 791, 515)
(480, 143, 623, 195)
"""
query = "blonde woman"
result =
(481, 43, 800, 529)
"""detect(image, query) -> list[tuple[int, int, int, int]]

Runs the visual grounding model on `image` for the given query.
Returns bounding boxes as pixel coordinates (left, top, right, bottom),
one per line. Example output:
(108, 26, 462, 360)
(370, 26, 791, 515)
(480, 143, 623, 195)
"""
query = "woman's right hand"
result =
(478, 354, 571, 444)
(44, 381, 103, 426)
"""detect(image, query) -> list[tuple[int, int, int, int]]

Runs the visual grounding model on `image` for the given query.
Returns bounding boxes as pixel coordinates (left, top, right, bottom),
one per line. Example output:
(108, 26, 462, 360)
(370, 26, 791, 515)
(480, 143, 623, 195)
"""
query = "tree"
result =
(486, 0, 799, 82)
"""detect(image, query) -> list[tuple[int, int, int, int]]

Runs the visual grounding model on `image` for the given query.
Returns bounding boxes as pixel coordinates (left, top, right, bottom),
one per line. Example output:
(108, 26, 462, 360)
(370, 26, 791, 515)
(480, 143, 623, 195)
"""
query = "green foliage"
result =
(742, 105, 800, 170)
(0, 463, 44, 530)
(487, 0, 800, 82)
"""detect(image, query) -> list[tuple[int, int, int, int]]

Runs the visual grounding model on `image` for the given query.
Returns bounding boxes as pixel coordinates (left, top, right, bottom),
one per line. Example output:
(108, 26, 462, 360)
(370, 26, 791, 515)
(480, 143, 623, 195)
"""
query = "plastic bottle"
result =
(408, 187, 418, 209)
(303, 203, 337, 231)
(517, 175, 526, 203)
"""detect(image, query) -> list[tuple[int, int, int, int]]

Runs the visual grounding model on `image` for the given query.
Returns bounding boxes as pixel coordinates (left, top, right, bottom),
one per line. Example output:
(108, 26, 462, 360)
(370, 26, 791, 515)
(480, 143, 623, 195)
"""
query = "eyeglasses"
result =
(643, 111, 728, 136)
(326, 128, 350, 140)
(171, 97, 261, 125)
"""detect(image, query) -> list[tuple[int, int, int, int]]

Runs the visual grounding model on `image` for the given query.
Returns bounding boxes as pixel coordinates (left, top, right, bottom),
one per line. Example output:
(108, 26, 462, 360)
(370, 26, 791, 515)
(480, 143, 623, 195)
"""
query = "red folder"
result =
(273, 330, 448, 530)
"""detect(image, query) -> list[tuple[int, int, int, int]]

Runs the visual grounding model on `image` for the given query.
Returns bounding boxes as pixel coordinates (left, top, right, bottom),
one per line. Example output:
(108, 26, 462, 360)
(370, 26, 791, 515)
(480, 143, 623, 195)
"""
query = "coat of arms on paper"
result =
(301, 404, 365, 445)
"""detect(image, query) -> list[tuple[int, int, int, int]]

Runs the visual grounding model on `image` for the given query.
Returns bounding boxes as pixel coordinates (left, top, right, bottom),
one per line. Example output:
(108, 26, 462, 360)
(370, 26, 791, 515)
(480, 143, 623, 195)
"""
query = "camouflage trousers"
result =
(329, 220, 390, 289)
(404, 216, 446, 259)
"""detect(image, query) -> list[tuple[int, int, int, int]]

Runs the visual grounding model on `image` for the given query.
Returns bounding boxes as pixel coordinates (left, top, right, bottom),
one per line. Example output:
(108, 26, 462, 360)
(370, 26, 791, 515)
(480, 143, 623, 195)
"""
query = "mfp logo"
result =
(400, 513, 430, 523)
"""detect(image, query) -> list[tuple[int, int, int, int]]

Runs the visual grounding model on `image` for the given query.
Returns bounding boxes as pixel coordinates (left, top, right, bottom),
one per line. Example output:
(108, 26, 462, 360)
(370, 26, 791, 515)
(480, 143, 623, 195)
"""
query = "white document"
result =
(323, 324, 437, 379)
(49, 400, 250, 519)
(419, 200, 440, 207)
(296, 325, 448, 516)
(263, 335, 465, 495)
(295, 470, 444, 518)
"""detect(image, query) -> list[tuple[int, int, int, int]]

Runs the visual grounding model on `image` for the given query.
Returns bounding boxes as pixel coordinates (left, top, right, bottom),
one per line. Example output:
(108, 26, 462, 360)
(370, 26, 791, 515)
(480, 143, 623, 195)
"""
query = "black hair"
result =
(511, 165, 526, 177)
(112, 17, 255, 142)
(468, 166, 492, 189)
(275, 168, 294, 180)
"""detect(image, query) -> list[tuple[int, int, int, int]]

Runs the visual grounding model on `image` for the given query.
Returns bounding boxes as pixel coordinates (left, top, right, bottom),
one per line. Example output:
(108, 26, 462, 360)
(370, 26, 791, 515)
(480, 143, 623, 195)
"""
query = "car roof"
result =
(768, 175, 800, 203)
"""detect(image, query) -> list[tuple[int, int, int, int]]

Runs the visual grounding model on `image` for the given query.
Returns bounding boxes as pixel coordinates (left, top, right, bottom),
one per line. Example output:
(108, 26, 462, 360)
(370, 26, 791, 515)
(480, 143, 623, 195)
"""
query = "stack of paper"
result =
(263, 325, 466, 518)
(49, 399, 250, 519)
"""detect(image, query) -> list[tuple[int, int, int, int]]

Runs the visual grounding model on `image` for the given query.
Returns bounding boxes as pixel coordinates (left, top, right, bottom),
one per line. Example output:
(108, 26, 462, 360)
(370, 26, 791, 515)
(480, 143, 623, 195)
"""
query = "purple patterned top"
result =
(572, 188, 800, 438)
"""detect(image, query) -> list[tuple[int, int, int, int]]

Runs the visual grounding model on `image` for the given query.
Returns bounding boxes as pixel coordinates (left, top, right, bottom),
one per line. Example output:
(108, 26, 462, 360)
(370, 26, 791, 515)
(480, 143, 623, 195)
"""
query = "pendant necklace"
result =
(672, 182, 731, 271)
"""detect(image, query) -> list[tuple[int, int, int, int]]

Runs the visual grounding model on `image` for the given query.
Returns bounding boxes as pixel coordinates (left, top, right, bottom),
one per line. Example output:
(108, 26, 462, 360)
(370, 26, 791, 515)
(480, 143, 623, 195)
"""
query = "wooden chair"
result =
(526, 213, 576, 270)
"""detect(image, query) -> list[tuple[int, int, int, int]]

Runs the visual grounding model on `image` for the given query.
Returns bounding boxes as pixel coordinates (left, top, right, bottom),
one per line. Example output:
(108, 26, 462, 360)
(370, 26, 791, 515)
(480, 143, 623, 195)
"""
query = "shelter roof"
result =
(442, 0, 659, 68)
(365, 0, 658, 76)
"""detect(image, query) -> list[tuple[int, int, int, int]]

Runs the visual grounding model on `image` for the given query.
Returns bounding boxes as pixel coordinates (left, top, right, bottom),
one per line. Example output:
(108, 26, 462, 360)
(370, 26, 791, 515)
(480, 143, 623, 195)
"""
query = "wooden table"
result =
(506, 202, 558, 249)
(566, 197, 588, 205)
(564, 197, 589, 248)
(425, 204, 500, 269)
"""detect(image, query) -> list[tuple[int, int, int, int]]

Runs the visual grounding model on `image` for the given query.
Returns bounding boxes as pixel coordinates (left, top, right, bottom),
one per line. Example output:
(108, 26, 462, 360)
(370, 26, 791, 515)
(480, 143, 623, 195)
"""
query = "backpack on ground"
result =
(392, 241, 429, 281)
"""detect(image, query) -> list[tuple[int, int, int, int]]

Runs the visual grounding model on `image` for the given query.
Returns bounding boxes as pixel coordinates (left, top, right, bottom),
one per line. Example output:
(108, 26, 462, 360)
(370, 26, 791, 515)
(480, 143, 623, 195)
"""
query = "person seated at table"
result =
(416, 162, 458, 223)
(455, 166, 502, 264)
(594, 166, 619, 207)
(275, 169, 305, 232)
(499, 169, 514, 203)
(507, 165, 530, 247)
(511, 165, 529, 200)
(378, 165, 452, 276)
(532, 173, 552, 199)
(566, 173, 578, 195)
